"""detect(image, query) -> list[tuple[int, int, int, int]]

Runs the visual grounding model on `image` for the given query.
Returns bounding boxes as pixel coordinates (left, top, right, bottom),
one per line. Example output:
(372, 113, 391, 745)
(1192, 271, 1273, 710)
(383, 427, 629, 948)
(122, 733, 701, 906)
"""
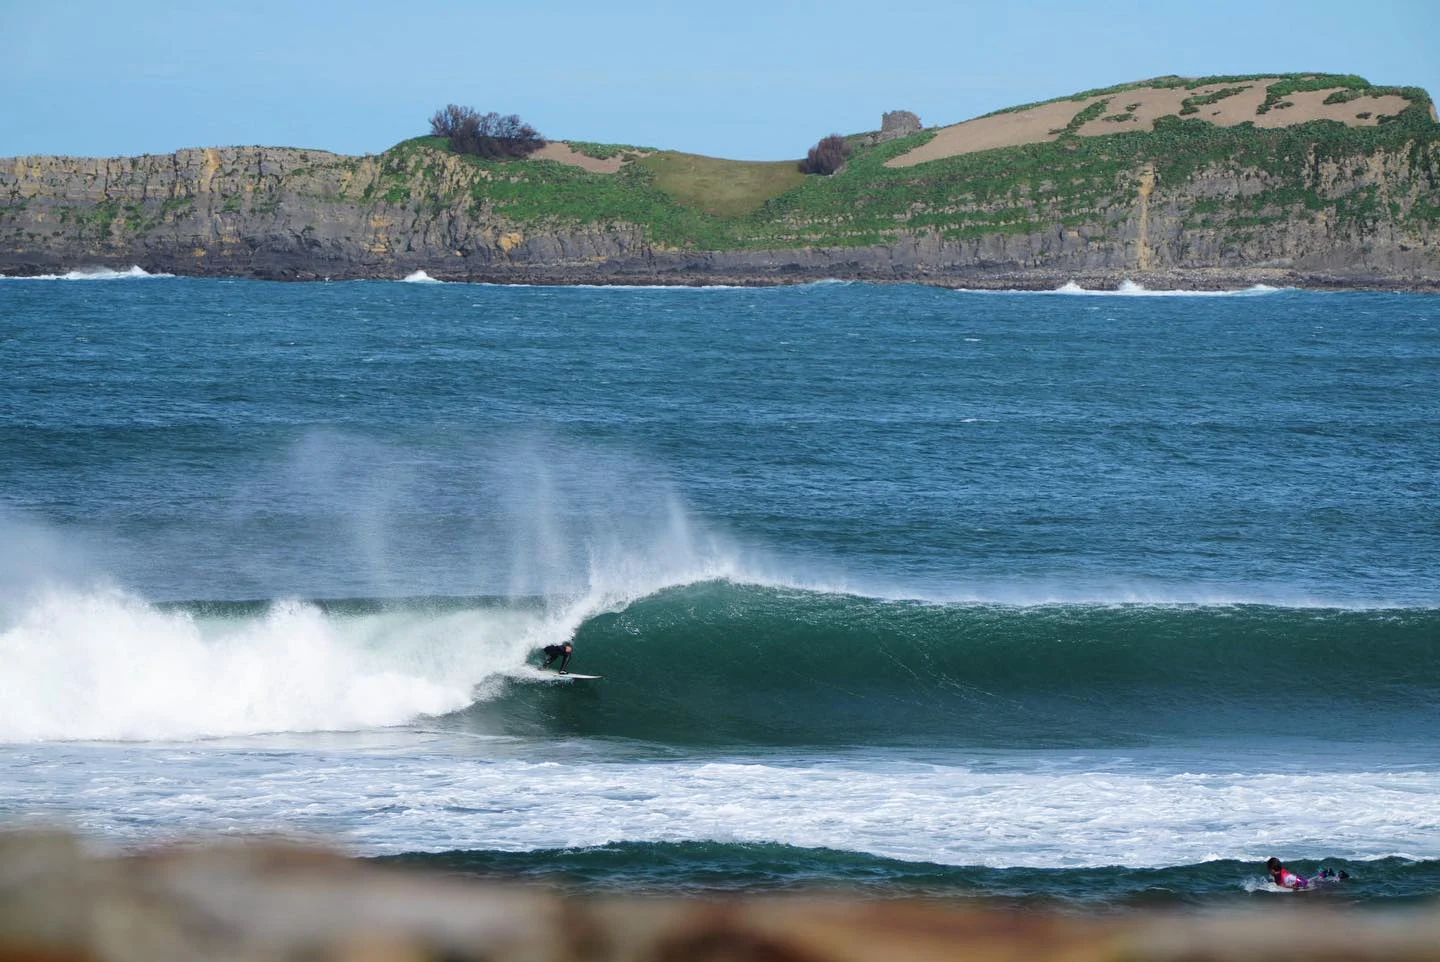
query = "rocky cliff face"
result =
(2, 139, 1437, 288)
(0, 147, 657, 281)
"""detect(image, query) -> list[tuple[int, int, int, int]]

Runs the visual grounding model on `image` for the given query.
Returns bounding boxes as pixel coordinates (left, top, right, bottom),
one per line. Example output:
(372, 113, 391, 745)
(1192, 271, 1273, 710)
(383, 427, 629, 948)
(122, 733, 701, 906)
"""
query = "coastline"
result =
(4, 260, 1437, 293)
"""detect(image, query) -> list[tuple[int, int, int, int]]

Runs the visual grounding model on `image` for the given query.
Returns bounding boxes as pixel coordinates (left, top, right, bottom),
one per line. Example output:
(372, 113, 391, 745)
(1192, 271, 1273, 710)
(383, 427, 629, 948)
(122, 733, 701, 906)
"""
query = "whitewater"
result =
(1, 276, 1436, 907)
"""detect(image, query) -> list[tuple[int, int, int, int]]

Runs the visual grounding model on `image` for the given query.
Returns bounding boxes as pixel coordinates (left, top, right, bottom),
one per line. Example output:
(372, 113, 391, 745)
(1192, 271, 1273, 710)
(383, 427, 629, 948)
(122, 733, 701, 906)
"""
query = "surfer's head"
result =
(563, 643, 573, 652)
(1266, 857, 1281, 872)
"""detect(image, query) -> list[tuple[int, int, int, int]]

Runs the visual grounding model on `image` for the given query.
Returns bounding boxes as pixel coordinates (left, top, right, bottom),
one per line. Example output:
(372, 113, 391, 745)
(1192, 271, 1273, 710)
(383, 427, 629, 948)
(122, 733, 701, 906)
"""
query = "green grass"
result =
(565, 141, 655, 160)
(1180, 86, 1251, 115)
(80, 200, 120, 237)
(633, 152, 807, 218)
(1062, 99, 1111, 133)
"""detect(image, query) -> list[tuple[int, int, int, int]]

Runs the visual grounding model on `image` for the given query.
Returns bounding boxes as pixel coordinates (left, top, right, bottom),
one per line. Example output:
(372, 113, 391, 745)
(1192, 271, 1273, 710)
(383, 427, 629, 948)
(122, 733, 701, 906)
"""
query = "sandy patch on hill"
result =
(888, 79, 1420, 167)
(532, 142, 632, 173)
(1072, 79, 1281, 136)
(1251, 89, 1413, 127)
(884, 98, 1106, 168)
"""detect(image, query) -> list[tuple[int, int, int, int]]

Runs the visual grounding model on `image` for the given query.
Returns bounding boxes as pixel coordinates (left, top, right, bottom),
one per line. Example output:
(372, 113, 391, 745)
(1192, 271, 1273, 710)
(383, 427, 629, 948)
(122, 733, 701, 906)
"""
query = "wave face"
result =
(382, 845, 1440, 906)
(455, 582, 1440, 747)
(7, 580, 1434, 746)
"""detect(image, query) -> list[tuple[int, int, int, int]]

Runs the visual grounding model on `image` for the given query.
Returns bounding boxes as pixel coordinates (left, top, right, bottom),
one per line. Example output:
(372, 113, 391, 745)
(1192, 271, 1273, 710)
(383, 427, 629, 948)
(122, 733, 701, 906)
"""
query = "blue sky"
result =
(5, 0, 1438, 160)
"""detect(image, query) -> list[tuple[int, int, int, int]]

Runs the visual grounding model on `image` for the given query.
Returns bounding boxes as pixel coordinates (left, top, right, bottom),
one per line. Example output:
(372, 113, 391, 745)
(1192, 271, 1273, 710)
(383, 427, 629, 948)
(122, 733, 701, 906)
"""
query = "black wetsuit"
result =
(542, 644, 572, 672)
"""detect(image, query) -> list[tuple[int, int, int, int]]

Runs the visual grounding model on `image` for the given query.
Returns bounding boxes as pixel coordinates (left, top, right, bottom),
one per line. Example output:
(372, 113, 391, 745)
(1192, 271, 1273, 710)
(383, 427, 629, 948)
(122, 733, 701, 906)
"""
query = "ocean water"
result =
(1, 272, 1437, 911)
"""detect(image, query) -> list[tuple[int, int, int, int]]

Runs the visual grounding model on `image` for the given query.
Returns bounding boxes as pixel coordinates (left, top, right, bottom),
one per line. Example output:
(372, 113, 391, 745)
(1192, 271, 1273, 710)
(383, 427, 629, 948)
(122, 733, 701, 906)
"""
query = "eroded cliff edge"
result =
(3, 75, 1438, 288)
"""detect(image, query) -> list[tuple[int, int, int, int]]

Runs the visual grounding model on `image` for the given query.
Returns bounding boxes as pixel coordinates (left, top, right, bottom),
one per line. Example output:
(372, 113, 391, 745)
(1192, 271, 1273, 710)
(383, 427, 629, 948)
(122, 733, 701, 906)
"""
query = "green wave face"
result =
(451, 583, 1440, 747)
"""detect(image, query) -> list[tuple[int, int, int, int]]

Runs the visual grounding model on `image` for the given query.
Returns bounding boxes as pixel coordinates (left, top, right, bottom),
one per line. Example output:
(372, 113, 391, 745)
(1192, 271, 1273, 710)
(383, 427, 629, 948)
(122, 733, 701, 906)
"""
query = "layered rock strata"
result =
(1, 139, 1436, 289)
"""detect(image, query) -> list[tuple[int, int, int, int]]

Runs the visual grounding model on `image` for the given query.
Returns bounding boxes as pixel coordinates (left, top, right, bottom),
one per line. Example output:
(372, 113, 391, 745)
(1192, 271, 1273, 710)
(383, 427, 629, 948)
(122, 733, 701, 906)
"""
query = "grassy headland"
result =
(2, 72, 1435, 285)
(355, 73, 1438, 251)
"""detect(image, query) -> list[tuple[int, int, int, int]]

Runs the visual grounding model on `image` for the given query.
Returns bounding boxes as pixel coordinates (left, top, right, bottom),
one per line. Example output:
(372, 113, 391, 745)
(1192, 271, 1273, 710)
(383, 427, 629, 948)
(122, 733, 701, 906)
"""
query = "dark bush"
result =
(429, 105, 546, 159)
(800, 134, 851, 175)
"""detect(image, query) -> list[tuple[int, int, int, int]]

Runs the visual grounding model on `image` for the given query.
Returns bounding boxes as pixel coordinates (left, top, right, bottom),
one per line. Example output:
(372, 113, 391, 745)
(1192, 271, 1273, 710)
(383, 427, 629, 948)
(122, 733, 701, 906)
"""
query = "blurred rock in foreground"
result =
(1, 831, 1437, 962)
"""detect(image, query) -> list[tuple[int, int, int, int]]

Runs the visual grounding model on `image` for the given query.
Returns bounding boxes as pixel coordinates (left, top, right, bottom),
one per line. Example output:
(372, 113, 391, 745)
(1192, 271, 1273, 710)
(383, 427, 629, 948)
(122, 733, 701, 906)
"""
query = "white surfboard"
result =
(517, 667, 601, 682)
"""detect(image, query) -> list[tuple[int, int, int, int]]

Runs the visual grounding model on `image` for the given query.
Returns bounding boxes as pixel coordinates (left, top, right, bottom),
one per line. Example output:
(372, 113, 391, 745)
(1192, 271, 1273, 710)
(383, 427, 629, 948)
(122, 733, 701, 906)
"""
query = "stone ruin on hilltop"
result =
(861, 110, 922, 146)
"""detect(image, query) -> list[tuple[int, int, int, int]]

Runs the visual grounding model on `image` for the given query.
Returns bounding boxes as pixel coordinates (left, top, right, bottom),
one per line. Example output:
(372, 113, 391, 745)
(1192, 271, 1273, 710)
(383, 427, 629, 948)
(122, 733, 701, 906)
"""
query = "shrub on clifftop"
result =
(800, 134, 851, 175)
(429, 105, 546, 159)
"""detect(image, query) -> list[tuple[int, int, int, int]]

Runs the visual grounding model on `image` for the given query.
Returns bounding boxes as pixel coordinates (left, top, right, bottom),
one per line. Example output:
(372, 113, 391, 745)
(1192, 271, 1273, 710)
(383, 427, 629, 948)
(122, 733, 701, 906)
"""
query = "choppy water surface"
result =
(1, 273, 1437, 907)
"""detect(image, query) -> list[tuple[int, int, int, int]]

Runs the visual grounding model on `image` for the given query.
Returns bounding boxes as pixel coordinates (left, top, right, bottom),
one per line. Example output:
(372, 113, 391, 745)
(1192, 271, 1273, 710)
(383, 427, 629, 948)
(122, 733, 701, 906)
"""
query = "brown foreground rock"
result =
(1, 831, 1437, 962)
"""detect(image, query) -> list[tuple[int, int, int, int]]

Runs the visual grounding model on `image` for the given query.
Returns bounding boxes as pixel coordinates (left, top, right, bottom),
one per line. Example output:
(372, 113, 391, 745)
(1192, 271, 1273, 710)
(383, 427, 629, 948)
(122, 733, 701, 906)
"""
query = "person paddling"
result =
(541, 642, 574, 674)
(1266, 857, 1309, 890)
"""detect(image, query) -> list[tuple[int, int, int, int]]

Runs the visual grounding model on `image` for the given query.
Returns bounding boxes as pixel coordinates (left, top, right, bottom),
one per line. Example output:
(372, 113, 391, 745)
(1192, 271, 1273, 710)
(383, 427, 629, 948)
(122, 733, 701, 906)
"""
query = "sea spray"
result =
(1038, 281, 1285, 296)
(206, 428, 757, 603)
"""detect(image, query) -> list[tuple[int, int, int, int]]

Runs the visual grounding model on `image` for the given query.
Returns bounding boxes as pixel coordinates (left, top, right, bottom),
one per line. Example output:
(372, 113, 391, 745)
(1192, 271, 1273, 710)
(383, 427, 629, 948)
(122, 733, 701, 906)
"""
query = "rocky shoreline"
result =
(4, 258, 1437, 294)
(4, 137, 1438, 294)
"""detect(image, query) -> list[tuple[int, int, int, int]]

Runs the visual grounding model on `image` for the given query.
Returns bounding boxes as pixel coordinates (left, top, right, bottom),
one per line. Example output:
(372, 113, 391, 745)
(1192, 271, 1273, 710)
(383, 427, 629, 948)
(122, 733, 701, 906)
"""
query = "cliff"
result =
(2, 74, 1438, 288)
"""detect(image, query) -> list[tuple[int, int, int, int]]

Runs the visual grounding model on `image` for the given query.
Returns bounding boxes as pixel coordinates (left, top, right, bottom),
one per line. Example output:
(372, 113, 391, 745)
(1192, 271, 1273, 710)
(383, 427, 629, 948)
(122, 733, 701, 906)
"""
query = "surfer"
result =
(541, 642, 574, 674)
(1265, 857, 1309, 889)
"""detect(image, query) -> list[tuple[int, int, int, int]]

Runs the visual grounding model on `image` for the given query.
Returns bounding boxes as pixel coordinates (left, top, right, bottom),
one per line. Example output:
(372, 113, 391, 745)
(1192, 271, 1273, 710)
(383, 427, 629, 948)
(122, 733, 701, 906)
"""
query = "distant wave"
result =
(1, 265, 174, 281)
(952, 280, 1286, 296)
(379, 845, 1440, 905)
(400, 270, 444, 284)
(1051, 280, 1285, 296)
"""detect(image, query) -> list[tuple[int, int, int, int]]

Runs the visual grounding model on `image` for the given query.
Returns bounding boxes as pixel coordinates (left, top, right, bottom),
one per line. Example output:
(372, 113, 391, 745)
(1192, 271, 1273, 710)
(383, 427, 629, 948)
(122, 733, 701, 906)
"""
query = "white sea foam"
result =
(7, 742, 1437, 868)
(951, 280, 1285, 296)
(0, 586, 498, 741)
(401, 270, 443, 284)
(2, 265, 174, 281)
(1050, 279, 1284, 296)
